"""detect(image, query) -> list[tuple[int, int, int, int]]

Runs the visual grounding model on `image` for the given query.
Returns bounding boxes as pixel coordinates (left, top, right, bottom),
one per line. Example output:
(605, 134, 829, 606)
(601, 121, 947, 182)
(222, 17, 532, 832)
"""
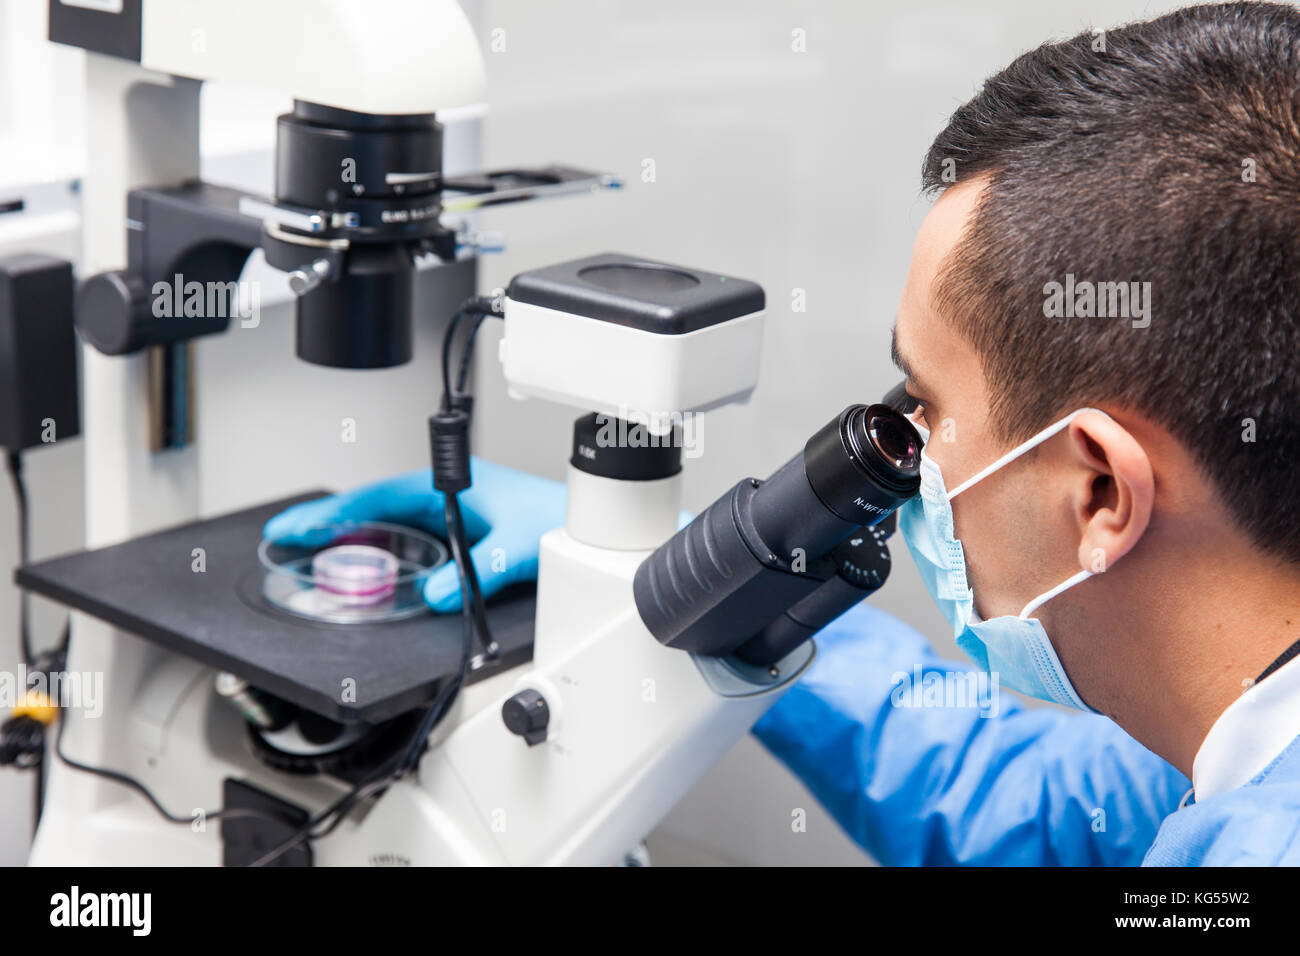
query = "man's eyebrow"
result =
(889, 324, 911, 377)
(890, 323, 934, 402)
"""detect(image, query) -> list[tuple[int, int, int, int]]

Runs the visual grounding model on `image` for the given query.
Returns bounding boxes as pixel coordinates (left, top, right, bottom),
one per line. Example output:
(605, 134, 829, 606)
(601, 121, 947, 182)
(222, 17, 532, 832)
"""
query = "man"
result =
(268, 2, 1300, 864)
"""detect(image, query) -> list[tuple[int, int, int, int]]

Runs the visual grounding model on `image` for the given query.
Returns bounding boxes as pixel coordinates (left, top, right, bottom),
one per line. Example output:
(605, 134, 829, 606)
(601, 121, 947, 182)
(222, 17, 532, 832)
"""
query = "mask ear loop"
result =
(942, 408, 1111, 619)
(1018, 568, 1093, 619)
(946, 408, 1107, 501)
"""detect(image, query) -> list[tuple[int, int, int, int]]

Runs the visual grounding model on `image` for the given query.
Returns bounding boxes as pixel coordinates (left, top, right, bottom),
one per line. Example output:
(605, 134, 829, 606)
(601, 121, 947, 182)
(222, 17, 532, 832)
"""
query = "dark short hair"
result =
(921, 1, 1300, 564)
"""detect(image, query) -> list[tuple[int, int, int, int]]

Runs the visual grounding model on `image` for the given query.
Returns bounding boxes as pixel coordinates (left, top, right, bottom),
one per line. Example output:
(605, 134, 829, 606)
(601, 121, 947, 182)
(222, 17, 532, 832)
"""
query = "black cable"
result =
(6, 451, 32, 665)
(6, 465, 280, 838)
(247, 655, 474, 867)
(0, 716, 44, 769)
(245, 768, 394, 867)
(34, 728, 44, 829)
(434, 296, 501, 660)
(7, 451, 53, 830)
(31, 626, 69, 831)
(254, 296, 504, 868)
(441, 296, 500, 411)
(53, 710, 286, 828)
(455, 312, 490, 396)
(251, 301, 501, 867)
(397, 500, 478, 771)
(448, 495, 494, 660)
(1256, 635, 1300, 685)
(7, 451, 75, 832)
(440, 310, 470, 410)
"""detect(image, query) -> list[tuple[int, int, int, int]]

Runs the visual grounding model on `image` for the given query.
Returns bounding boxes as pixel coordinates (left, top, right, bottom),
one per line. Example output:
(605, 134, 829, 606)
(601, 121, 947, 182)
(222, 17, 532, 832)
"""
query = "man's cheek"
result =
(955, 495, 1020, 619)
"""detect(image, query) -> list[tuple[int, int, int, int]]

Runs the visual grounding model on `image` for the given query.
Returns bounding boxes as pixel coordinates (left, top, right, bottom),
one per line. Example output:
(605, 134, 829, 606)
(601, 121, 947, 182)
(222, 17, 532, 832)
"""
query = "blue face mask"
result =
(897, 410, 1104, 712)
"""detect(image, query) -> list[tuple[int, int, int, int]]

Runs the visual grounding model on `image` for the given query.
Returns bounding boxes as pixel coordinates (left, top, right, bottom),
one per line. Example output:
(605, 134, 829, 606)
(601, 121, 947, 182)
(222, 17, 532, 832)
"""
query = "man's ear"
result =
(1066, 411, 1154, 574)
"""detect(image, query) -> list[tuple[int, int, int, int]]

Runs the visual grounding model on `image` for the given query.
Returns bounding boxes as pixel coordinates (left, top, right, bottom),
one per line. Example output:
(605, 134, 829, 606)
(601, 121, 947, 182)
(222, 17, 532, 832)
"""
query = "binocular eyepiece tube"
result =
(633, 403, 923, 660)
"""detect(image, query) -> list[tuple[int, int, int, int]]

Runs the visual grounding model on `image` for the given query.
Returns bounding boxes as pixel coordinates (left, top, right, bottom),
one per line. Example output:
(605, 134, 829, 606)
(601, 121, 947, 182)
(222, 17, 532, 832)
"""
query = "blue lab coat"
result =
(752, 602, 1300, 865)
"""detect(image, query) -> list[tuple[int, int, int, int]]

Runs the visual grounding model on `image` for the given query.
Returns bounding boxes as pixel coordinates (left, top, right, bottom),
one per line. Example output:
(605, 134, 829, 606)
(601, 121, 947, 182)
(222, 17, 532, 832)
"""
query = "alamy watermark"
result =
(1042, 273, 1151, 329)
(1, 666, 103, 718)
(891, 665, 1000, 717)
(50, 886, 150, 936)
(589, 407, 703, 459)
(151, 274, 261, 329)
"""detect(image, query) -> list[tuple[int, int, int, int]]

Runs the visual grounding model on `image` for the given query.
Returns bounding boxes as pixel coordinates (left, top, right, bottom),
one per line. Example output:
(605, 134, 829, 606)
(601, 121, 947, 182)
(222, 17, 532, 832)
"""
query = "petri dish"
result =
(258, 521, 448, 624)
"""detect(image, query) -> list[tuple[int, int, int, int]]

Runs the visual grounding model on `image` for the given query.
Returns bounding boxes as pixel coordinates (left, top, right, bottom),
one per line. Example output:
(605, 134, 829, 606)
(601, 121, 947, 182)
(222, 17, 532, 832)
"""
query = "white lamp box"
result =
(499, 252, 766, 426)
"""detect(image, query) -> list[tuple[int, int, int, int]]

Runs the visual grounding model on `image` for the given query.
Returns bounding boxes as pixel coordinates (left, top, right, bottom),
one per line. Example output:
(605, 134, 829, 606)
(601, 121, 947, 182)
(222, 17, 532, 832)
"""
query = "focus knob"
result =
(501, 689, 549, 746)
(829, 523, 891, 592)
(76, 269, 234, 355)
(75, 270, 148, 355)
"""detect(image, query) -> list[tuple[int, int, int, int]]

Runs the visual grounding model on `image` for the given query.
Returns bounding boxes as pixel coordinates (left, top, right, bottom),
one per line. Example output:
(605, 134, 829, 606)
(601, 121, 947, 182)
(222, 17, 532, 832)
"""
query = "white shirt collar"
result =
(1193, 653, 1300, 802)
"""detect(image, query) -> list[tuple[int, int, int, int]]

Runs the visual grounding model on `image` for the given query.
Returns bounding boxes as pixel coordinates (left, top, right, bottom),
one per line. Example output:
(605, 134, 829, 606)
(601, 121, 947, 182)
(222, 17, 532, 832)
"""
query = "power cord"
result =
(52, 706, 289, 829)
(2, 449, 59, 830)
(431, 294, 503, 666)
(2, 450, 292, 842)
(6, 451, 33, 666)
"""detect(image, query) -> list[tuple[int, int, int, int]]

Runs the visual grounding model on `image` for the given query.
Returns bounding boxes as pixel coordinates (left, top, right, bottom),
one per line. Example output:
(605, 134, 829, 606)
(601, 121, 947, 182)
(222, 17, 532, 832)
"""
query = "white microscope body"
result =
(28, 0, 804, 866)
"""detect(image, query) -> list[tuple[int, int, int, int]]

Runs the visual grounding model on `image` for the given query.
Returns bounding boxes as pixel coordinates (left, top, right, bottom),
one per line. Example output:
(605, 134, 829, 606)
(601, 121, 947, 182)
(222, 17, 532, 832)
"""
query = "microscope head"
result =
(258, 102, 453, 370)
(60, 2, 625, 375)
(57, 0, 490, 371)
(500, 253, 766, 425)
(256, 109, 624, 371)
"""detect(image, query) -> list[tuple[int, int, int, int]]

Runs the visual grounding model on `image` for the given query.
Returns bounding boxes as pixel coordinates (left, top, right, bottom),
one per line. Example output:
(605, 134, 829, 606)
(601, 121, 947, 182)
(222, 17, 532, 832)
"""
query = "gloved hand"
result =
(262, 458, 566, 613)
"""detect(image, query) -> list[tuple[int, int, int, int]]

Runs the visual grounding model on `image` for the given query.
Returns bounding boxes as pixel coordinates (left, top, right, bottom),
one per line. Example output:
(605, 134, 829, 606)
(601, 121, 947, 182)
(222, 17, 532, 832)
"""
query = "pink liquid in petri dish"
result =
(310, 544, 400, 605)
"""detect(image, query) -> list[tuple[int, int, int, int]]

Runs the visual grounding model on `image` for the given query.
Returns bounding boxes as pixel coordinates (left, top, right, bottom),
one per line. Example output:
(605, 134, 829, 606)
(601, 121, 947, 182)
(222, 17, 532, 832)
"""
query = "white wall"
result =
(0, 0, 1188, 867)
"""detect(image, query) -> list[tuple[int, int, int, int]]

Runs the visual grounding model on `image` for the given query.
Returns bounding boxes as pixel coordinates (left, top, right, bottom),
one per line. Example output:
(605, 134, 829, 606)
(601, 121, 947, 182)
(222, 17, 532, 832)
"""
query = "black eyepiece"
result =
(804, 403, 922, 523)
(863, 404, 922, 477)
(634, 401, 924, 658)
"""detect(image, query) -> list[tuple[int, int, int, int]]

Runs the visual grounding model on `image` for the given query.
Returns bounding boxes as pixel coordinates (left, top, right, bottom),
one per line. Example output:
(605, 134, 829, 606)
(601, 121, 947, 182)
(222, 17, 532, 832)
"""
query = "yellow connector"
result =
(13, 690, 58, 726)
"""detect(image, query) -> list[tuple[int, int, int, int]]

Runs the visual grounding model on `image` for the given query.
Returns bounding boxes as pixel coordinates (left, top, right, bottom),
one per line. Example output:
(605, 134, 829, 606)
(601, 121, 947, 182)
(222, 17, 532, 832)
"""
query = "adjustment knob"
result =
(829, 524, 891, 593)
(75, 270, 148, 355)
(501, 689, 550, 746)
(76, 269, 235, 355)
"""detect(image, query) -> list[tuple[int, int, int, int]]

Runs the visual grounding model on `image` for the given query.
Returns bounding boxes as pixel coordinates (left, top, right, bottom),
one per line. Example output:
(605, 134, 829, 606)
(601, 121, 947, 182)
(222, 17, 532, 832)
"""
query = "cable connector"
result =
(429, 409, 472, 495)
(1, 685, 54, 766)
(458, 294, 503, 318)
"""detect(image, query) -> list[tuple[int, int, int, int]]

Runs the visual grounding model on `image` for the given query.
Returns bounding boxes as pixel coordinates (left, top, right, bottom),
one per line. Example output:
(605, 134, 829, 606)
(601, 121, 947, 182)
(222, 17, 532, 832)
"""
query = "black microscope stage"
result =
(15, 492, 536, 723)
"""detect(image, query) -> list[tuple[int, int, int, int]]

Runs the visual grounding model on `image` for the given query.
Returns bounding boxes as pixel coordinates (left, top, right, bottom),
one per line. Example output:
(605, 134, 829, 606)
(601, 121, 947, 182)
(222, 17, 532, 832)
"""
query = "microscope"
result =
(15, 0, 923, 865)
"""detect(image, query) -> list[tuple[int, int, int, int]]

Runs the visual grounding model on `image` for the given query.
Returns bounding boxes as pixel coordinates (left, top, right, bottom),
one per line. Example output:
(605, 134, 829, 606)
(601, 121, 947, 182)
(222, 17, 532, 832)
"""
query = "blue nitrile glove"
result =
(262, 458, 566, 613)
